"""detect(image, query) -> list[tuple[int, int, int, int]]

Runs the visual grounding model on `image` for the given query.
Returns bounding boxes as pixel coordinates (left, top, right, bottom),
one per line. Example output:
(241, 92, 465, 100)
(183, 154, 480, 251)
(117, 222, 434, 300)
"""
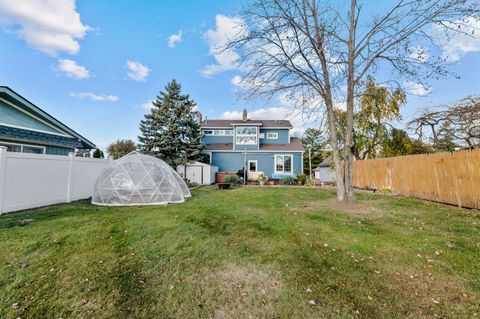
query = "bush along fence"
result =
(0, 147, 111, 214)
(351, 149, 480, 209)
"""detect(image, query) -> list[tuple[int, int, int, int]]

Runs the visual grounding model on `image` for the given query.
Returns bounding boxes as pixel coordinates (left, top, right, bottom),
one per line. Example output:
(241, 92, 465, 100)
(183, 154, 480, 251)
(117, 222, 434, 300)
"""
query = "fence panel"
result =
(0, 147, 110, 214)
(352, 150, 480, 209)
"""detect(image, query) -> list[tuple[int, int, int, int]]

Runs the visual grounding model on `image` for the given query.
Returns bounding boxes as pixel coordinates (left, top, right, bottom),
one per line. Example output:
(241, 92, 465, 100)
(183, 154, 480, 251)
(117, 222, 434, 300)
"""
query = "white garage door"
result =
(186, 166, 203, 184)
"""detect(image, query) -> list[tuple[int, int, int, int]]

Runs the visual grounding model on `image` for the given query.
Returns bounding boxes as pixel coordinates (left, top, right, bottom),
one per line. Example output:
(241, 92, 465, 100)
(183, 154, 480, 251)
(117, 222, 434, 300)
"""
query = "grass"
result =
(0, 186, 479, 318)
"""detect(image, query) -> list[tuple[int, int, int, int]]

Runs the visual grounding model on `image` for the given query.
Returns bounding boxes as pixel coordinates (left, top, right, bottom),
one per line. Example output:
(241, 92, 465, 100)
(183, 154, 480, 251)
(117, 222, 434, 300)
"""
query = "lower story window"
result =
(275, 155, 292, 173)
(0, 142, 45, 154)
(0, 143, 21, 152)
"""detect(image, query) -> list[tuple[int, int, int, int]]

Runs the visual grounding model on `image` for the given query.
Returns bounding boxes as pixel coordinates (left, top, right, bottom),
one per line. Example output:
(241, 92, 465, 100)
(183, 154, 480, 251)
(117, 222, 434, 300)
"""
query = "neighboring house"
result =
(0, 87, 95, 155)
(314, 157, 336, 182)
(200, 109, 304, 180)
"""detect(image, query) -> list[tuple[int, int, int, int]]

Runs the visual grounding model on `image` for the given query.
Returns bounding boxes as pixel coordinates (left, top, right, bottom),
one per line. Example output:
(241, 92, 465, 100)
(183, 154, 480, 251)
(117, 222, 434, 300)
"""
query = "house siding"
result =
(0, 100, 63, 135)
(46, 146, 74, 155)
(203, 134, 233, 144)
(259, 128, 289, 144)
(210, 152, 303, 178)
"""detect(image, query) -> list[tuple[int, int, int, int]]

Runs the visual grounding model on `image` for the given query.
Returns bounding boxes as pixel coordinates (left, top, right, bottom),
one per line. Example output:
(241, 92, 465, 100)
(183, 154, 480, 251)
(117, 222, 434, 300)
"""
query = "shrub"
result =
(296, 174, 307, 185)
(279, 175, 295, 185)
(224, 175, 241, 185)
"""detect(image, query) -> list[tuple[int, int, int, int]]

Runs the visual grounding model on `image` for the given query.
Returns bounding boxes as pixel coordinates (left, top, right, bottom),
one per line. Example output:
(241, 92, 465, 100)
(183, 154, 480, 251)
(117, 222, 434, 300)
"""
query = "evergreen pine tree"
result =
(138, 80, 205, 167)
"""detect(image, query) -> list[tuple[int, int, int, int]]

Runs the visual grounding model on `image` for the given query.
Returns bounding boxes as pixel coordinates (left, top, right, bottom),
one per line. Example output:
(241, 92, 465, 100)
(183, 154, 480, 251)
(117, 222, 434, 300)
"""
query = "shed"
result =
(177, 161, 218, 185)
(314, 157, 336, 182)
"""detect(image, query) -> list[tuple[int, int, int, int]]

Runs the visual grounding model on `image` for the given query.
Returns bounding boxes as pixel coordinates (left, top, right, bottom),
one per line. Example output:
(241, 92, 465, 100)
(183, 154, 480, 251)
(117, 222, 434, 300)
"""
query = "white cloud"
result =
(141, 100, 154, 110)
(126, 60, 150, 82)
(432, 17, 480, 62)
(69, 92, 118, 102)
(404, 82, 431, 97)
(201, 14, 245, 78)
(0, 0, 90, 56)
(56, 59, 90, 79)
(168, 30, 182, 48)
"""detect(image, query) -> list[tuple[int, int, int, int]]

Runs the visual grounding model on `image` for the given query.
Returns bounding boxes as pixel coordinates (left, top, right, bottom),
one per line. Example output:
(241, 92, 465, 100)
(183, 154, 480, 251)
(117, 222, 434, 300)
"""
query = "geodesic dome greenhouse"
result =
(92, 152, 191, 206)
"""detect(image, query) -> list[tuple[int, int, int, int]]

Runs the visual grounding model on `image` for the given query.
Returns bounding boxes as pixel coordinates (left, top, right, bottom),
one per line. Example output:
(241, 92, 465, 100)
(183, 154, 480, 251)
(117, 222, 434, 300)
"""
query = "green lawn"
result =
(1, 186, 479, 318)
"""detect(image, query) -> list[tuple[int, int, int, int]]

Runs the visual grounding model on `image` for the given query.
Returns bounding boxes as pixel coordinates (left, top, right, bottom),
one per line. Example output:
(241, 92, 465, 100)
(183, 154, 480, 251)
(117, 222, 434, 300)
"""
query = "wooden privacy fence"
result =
(352, 149, 480, 209)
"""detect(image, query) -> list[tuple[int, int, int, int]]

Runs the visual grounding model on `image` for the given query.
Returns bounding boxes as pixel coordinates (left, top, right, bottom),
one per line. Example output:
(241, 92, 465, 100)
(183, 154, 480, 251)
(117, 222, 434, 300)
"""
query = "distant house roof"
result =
(0, 126, 84, 148)
(205, 137, 304, 152)
(201, 119, 293, 129)
(314, 157, 333, 170)
(0, 86, 95, 149)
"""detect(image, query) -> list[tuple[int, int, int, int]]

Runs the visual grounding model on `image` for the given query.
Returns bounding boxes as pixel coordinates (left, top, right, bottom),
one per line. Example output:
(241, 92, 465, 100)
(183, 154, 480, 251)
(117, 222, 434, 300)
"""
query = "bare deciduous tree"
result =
(226, 0, 479, 202)
(409, 96, 480, 149)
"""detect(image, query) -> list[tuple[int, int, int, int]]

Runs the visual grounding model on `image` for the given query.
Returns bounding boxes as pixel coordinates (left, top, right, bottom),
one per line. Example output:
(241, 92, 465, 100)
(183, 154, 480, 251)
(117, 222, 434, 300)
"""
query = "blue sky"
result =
(1, 0, 480, 151)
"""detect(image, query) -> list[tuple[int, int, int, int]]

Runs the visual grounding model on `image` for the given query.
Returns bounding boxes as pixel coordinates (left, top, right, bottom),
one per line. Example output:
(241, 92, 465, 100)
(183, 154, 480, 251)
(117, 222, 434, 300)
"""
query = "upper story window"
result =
(266, 132, 278, 139)
(235, 126, 257, 145)
(203, 129, 233, 136)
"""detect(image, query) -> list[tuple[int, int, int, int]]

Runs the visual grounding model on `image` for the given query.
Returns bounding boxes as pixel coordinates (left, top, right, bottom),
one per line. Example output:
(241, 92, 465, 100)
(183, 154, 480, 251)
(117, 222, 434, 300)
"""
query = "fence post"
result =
(0, 146, 8, 214)
(66, 152, 75, 202)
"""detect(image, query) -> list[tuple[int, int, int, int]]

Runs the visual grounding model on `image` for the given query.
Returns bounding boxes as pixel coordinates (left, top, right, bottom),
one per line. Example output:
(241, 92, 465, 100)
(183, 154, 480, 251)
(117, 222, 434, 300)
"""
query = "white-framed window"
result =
(235, 126, 257, 145)
(275, 154, 293, 173)
(203, 130, 213, 135)
(0, 142, 46, 154)
(203, 129, 233, 136)
(266, 132, 278, 139)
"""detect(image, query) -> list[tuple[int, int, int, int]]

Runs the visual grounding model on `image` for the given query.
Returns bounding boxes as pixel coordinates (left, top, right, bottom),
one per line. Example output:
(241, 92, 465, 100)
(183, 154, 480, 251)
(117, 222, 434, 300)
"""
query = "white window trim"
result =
(0, 141, 46, 154)
(274, 154, 293, 174)
(235, 126, 257, 145)
(203, 129, 233, 136)
(266, 132, 278, 139)
(248, 160, 258, 172)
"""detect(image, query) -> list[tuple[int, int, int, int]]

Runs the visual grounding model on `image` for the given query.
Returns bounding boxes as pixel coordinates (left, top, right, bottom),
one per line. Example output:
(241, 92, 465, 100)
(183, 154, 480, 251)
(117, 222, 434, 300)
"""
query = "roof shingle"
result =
(0, 125, 83, 148)
(201, 119, 293, 129)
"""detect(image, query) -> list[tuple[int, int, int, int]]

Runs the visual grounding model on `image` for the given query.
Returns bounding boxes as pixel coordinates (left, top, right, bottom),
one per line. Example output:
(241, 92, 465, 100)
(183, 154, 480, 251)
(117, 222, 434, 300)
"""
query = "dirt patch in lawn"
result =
(384, 269, 478, 318)
(208, 263, 283, 319)
(292, 199, 380, 217)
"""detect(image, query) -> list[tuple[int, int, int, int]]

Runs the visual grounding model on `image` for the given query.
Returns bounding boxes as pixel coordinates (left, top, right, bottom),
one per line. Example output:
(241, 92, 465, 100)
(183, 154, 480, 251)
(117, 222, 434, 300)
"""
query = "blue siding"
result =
(211, 152, 303, 178)
(259, 129, 289, 144)
(203, 135, 233, 144)
(46, 146, 74, 155)
(0, 100, 64, 135)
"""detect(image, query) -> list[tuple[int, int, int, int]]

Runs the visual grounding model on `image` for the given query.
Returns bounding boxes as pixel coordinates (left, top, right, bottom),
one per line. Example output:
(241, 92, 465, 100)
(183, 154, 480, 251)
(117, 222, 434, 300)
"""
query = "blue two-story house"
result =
(201, 110, 304, 179)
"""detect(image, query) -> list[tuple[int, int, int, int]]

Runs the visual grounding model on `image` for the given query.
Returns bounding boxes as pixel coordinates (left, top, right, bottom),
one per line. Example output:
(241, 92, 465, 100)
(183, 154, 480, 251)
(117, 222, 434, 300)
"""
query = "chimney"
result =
(193, 111, 202, 123)
(242, 108, 248, 122)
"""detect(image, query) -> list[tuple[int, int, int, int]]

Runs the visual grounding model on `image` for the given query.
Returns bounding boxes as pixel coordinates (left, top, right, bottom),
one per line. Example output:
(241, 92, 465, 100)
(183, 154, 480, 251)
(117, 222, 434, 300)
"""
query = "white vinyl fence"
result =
(0, 146, 111, 214)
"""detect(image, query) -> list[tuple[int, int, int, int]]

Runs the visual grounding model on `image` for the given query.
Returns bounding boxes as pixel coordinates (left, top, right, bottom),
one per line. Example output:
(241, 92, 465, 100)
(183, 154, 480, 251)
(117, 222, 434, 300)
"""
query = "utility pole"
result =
(309, 148, 312, 179)
(243, 148, 247, 185)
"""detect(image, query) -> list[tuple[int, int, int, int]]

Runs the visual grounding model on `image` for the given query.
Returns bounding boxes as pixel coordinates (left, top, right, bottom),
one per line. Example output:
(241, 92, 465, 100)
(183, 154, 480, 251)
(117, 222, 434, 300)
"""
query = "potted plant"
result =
(296, 174, 307, 186)
(258, 173, 267, 186)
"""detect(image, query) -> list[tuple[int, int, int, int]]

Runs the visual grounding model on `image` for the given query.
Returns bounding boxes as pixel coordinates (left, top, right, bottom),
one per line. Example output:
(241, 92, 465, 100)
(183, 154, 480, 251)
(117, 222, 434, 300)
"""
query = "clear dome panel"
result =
(92, 152, 191, 206)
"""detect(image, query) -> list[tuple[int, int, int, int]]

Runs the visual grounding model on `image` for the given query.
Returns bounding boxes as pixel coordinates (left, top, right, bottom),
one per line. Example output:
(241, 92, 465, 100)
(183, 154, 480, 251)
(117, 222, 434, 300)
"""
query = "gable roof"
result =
(0, 86, 95, 149)
(204, 137, 304, 152)
(314, 157, 333, 170)
(201, 119, 293, 129)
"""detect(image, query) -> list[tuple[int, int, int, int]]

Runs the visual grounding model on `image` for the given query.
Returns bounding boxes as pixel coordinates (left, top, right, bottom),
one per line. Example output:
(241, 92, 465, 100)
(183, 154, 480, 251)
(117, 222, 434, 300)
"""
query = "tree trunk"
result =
(343, 0, 356, 202)
(326, 101, 345, 201)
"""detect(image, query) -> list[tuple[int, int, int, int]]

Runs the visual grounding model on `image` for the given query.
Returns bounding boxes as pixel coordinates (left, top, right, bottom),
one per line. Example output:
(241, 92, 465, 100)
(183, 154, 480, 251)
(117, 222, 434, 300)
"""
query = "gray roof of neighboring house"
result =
(204, 137, 304, 151)
(0, 86, 96, 149)
(200, 119, 293, 129)
(0, 125, 83, 148)
(314, 157, 333, 170)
